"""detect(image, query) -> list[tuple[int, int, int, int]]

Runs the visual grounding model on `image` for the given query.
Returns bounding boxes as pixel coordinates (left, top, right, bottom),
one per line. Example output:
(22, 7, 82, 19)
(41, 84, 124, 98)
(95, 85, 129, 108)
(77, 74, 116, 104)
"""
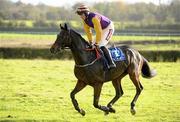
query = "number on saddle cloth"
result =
(108, 46, 126, 61)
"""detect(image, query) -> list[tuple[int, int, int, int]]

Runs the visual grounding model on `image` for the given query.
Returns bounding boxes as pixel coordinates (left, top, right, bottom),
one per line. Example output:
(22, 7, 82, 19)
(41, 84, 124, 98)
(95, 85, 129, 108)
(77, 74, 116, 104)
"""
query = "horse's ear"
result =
(60, 24, 64, 29)
(64, 23, 68, 30)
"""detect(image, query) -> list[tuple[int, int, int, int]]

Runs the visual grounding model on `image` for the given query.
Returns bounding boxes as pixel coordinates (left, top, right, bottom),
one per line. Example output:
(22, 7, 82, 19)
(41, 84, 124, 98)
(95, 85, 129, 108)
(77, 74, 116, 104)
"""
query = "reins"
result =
(75, 48, 102, 68)
(84, 48, 101, 59)
(64, 29, 102, 68)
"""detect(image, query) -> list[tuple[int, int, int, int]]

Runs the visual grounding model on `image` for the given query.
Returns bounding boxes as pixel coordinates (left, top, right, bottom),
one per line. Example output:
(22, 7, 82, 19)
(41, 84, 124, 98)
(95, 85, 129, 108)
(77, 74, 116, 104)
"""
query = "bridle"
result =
(56, 29, 72, 49)
(56, 29, 102, 68)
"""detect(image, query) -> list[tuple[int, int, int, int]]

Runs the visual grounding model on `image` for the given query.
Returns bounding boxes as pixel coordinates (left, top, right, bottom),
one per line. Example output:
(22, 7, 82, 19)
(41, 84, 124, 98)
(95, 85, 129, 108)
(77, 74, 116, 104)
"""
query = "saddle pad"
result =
(109, 47, 126, 61)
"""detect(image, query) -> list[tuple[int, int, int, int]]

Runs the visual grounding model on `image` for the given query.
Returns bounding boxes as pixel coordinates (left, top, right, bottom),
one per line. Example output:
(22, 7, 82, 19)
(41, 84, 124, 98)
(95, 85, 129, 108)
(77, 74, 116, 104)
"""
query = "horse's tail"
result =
(141, 57, 157, 78)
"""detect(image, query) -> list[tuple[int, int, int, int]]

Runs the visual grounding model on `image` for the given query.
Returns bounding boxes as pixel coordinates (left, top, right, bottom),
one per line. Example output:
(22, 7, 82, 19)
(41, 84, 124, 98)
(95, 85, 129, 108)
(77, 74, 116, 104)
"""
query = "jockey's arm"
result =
(92, 16, 102, 45)
(83, 21, 93, 43)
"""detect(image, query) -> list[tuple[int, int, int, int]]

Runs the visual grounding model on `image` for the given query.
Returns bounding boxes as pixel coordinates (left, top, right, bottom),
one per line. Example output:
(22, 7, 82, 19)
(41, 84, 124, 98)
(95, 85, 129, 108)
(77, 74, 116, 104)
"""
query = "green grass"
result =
(111, 35, 180, 41)
(0, 33, 56, 48)
(1, 33, 180, 41)
(0, 60, 179, 121)
(133, 44, 180, 51)
(0, 33, 56, 41)
(0, 33, 180, 50)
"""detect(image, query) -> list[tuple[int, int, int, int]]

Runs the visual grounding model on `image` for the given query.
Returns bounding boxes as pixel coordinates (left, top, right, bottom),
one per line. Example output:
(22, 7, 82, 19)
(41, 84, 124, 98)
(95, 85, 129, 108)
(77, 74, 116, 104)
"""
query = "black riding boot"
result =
(101, 46, 116, 69)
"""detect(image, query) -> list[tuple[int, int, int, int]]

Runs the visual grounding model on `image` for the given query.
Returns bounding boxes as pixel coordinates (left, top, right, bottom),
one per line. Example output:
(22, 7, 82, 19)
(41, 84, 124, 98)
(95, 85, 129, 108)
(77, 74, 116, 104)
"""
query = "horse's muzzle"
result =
(50, 43, 61, 54)
(50, 47, 60, 54)
(50, 47, 55, 54)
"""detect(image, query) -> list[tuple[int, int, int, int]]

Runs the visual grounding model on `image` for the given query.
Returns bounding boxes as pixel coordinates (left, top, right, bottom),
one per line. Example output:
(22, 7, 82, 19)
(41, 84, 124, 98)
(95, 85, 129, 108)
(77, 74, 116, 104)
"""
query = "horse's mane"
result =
(70, 29, 90, 46)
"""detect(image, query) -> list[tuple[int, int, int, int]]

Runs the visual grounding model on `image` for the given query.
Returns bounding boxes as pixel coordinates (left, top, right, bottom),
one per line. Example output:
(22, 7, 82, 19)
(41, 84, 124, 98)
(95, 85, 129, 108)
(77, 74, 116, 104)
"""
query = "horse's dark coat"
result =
(50, 24, 156, 116)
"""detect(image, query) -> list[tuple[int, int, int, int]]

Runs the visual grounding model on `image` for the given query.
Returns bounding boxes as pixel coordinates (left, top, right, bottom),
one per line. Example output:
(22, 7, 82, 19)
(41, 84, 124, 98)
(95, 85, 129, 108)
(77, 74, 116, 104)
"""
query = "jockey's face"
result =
(80, 13, 86, 20)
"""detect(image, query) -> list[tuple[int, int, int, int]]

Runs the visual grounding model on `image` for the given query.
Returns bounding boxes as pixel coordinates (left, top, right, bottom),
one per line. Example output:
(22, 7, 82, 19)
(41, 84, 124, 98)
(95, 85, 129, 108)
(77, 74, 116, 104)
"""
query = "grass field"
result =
(133, 44, 180, 51)
(0, 33, 180, 50)
(0, 60, 179, 121)
(1, 33, 180, 42)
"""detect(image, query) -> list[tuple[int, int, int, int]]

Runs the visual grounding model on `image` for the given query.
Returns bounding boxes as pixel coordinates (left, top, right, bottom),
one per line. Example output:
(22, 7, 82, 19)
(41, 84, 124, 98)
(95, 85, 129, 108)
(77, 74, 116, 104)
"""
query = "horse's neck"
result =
(70, 31, 92, 65)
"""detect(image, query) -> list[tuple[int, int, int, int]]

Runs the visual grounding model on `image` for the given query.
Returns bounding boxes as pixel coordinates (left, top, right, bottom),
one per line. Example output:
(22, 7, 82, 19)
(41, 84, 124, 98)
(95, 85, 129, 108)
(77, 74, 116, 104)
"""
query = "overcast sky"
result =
(10, 0, 172, 7)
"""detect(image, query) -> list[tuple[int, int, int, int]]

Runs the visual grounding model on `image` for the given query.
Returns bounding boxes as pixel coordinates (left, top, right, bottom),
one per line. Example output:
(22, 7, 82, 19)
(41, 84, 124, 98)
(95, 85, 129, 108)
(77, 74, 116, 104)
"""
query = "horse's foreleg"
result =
(70, 80, 86, 116)
(107, 79, 123, 113)
(93, 83, 110, 114)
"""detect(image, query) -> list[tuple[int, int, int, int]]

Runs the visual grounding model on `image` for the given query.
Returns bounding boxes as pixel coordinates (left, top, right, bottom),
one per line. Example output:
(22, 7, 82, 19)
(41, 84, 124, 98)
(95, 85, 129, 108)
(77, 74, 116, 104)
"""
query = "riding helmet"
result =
(76, 5, 90, 15)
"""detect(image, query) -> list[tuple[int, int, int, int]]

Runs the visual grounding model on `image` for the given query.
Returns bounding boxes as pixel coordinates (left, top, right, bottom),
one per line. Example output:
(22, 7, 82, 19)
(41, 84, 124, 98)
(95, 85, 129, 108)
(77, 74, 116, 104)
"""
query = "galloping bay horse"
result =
(50, 24, 156, 116)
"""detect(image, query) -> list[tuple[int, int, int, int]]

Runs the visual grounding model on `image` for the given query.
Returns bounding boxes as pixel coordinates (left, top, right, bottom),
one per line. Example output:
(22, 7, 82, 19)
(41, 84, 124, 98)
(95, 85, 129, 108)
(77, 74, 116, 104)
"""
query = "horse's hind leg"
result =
(129, 72, 143, 115)
(70, 80, 86, 116)
(107, 78, 124, 114)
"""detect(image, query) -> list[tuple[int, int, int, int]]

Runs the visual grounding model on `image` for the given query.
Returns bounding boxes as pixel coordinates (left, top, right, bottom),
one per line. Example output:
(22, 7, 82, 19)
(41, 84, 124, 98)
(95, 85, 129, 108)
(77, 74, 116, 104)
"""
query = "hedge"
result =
(0, 48, 179, 62)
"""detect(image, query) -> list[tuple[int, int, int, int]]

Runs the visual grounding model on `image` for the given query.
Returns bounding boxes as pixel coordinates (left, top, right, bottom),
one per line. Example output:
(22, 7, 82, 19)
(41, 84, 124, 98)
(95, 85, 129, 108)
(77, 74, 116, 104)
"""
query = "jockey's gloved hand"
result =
(94, 43, 103, 55)
(91, 43, 99, 49)
(94, 43, 100, 48)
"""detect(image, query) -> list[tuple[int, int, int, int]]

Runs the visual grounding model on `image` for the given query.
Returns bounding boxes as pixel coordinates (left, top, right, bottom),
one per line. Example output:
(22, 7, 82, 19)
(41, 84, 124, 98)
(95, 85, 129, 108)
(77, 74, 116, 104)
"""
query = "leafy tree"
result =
(0, 0, 179, 29)
(169, 0, 180, 22)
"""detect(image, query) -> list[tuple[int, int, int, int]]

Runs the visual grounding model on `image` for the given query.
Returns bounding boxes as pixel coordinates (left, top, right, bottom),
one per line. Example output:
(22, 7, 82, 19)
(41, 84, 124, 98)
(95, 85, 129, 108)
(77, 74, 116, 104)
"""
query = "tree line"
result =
(0, 0, 179, 30)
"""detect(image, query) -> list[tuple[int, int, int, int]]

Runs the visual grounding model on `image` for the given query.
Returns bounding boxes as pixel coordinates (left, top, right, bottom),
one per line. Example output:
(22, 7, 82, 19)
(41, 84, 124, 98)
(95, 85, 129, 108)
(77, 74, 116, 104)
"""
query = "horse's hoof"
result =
(109, 107, 116, 113)
(79, 109, 86, 116)
(104, 111, 109, 116)
(130, 108, 136, 115)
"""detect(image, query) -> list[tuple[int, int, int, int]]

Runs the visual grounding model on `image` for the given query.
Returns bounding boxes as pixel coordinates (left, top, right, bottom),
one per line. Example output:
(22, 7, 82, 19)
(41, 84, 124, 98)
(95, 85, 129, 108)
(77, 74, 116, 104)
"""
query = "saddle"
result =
(85, 45, 126, 70)
(89, 46, 126, 62)
(93, 46, 126, 70)
(108, 47, 126, 61)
